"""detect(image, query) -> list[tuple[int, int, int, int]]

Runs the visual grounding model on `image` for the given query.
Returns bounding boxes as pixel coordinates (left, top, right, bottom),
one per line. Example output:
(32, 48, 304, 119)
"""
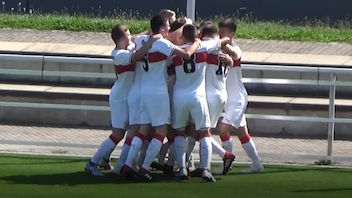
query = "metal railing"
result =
(1, 53, 352, 162)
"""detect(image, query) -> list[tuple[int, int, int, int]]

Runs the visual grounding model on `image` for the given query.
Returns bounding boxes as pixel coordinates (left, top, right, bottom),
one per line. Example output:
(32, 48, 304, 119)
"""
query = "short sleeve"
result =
(112, 50, 133, 65)
(134, 35, 149, 50)
(202, 39, 221, 53)
(156, 38, 176, 57)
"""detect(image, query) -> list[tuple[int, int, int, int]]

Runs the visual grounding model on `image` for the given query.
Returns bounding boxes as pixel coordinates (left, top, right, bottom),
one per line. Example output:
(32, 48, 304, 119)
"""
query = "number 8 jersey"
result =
(171, 39, 221, 131)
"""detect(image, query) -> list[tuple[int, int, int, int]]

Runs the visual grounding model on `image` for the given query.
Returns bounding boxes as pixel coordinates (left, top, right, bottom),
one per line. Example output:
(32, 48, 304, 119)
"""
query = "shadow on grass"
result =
(0, 171, 190, 186)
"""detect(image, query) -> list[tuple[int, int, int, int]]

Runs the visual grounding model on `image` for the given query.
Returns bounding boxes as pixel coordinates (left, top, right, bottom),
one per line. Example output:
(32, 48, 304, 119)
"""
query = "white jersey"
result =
(205, 43, 228, 128)
(141, 38, 176, 93)
(127, 35, 149, 125)
(222, 43, 247, 128)
(171, 40, 220, 130)
(110, 46, 135, 129)
(206, 50, 227, 96)
(173, 39, 220, 96)
(225, 43, 247, 103)
(133, 35, 150, 87)
(139, 37, 176, 126)
(110, 48, 135, 101)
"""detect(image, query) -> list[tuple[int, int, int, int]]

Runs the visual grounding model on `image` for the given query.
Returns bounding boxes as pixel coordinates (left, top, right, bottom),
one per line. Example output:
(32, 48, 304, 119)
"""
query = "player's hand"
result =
(220, 37, 231, 46)
(219, 52, 233, 67)
(194, 38, 201, 47)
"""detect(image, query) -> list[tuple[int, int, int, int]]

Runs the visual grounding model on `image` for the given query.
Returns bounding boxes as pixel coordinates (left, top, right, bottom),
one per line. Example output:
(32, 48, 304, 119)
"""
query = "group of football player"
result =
(85, 9, 264, 183)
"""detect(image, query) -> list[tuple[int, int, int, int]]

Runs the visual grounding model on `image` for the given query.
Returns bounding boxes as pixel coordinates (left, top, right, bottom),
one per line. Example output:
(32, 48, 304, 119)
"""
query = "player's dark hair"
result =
(200, 21, 217, 38)
(182, 24, 197, 42)
(111, 25, 128, 45)
(218, 18, 237, 33)
(169, 17, 187, 32)
(151, 15, 168, 33)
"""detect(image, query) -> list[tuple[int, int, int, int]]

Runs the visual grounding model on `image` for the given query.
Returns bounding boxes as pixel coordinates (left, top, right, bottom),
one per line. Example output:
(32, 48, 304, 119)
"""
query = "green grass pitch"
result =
(0, 154, 351, 198)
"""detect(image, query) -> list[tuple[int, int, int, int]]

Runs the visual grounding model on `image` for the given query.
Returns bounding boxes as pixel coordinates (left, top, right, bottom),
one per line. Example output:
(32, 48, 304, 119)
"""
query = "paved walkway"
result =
(1, 28, 352, 66)
(0, 124, 351, 166)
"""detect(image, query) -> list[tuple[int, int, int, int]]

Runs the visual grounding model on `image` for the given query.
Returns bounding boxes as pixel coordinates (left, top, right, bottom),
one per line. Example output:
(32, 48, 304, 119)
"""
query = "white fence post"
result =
(327, 72, 336, 163)
(187, 0, 196, 21)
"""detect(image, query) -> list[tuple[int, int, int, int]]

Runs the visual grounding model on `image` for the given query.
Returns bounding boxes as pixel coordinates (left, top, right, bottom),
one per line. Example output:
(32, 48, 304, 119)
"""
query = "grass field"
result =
(0, 13, 352, 43)
(0, 154, 352, 198)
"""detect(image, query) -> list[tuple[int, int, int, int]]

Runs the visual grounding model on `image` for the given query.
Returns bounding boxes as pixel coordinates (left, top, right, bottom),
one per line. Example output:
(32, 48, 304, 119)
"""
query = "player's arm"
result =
(222, 44, 241, 60)
(218, 52, 234, 67)
(131, 30, 152, 43)
(130, 34, 162, 63)
(172, 38, 201, 59)
(220, 37, 231, 47)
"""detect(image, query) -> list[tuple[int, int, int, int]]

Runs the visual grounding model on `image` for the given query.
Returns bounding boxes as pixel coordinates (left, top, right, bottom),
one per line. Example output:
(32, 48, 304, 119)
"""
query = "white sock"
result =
(113, 143, 130, 173)
(242, 139, 261, 166)
(199, 137, 212, 170)
(158, 143, 170, 165)
(167, 142, 176, 166)
(186, 136, 196, 162)
(222, 138, 233, 153)
(124, 135, 144, 168)
(142, 137, 163, 170)
(136, 140, 150, 167)
(211, 137, 226, 158)
(91, 136, 116, 165)
(174, 136, 186, 168)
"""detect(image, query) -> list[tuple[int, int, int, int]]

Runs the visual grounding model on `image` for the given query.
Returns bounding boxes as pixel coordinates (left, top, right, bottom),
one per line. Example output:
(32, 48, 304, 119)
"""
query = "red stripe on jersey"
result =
(207, 54, 219, 65)
(195, 52, 208, 63)
(148, 52, 168, 63)
(173, 52, 208, 66)
(173, 56, 183, 66)
(233, 58, 241, 67)
(114, 64, 135, 75)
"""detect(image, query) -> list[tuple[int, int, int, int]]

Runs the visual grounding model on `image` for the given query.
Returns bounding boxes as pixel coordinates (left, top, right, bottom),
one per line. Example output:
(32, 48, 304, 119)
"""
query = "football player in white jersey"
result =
(111, 34, 151, 174)
(85, 25, 160, 176)
(121, 15, 201, 181)
(198, 21, 237, 175)
(218, 19, 264, 173)
(171, 24, 232, 182)
(150, 17, 191, 174)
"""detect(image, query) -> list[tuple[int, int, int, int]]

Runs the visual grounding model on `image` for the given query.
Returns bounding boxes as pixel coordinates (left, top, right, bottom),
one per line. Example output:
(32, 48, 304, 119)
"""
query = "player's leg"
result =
(185, 124, 196, 172)
(86, 128, 126, 176)
(191, 97, 216, 182)
(173, 129, 189, 180)
(236, 123, 264, 173)
(152, 126, 172, 171)
(198, 130, 216, 182)
(207, 94, 235, 174)
(121, 124, 150, 177)
(86, 99, 127, 176)
(112, 128, 135, 174)
(218, 122, 234, 153)
(140, 124, 168, 181)
(164, 134, 176, 175)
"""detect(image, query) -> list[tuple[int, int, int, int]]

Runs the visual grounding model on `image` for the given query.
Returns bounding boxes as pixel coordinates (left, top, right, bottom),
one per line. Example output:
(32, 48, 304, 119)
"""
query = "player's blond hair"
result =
(159, 9, 176, 22)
